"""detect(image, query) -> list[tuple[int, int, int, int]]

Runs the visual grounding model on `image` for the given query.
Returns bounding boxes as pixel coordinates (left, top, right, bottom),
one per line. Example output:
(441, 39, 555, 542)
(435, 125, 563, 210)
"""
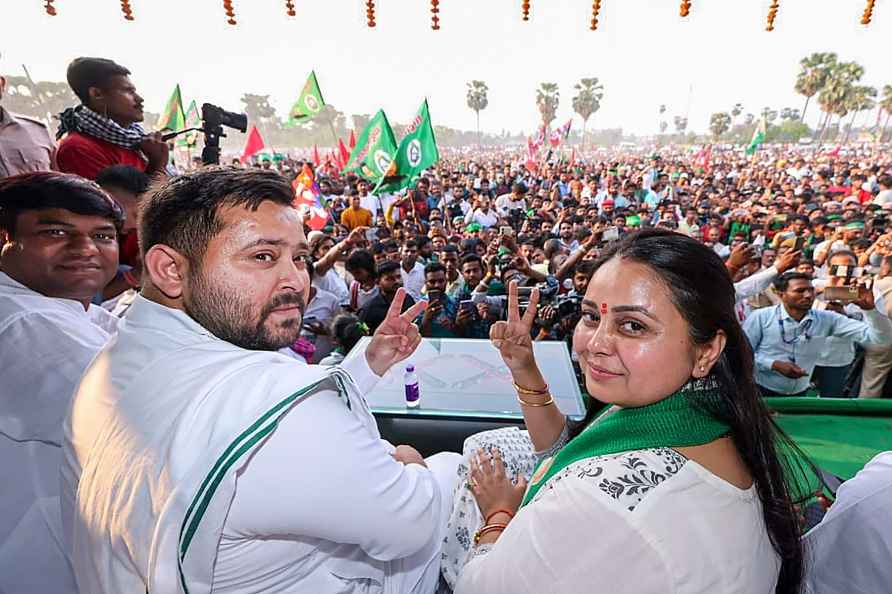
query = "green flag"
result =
(288, 71, 325, 124)
(745, 117, 767, 156)
(373, 100, 440, 195)
(342, 109, 398, 182)
(177, 100, 202, 148)
(156, 84, 185, 132)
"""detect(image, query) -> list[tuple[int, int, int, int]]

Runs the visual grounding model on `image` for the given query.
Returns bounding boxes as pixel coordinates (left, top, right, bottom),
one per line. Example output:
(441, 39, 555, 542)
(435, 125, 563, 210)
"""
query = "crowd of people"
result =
(2, 56, 892, 594)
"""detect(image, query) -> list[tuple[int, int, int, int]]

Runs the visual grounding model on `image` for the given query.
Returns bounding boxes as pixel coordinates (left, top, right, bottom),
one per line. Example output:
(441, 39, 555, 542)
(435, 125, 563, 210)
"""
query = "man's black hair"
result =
(424, 262, 447, 276)
(139, 167, 293, 265)
(0, 171, 124, 236)
(96, 165, 150, 195)
(773, 271, 813, 292)
(345, 249, 377, 277)
(67, 57, 131, 104)
(460, 253, 483, 268)
(377, 261, 401, 277)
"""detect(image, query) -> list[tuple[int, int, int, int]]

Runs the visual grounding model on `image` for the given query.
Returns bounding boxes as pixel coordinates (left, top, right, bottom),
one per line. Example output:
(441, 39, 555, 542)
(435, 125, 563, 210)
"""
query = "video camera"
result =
(200, 103, 248, 166)
(160, 102, 248, 166)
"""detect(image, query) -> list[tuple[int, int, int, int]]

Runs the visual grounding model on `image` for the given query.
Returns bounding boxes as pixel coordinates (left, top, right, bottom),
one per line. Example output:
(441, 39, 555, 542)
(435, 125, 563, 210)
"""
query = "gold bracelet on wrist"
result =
(513, 380, 549, 395)
(517, 394, 555, 407)
(474, 523, 508, 545)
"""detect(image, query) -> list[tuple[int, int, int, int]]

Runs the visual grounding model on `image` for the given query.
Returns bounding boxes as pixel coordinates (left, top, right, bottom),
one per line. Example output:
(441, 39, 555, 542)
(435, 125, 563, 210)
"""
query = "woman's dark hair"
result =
(0, 171, 124, 235)
(66, 57, 131, 104)
(584, 228, 806, 594)
(329, 314, 368, 354)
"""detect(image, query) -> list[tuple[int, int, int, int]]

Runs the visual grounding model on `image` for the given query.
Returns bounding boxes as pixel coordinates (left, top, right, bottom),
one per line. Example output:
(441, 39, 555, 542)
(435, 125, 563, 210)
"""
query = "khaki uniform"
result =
(0, 107, 55, 178)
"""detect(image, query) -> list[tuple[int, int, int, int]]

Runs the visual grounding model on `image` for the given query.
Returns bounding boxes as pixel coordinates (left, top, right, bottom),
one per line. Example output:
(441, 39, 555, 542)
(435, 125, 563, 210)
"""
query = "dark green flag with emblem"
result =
(288, 71, 325, 125)
(373, 99, 439, 195)
(342, 109, 398, 183)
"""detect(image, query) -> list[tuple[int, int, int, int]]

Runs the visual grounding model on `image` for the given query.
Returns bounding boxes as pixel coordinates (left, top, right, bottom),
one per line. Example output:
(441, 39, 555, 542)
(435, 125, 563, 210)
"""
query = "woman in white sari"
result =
(449, 229, 807, 594)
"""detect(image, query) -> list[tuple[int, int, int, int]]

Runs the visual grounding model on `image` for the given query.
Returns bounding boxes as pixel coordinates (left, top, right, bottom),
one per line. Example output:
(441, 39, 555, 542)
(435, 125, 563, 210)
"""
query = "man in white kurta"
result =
(0, 171, 122, 594)
(61, 167, 459, 594)
(0, 272, 117, 594)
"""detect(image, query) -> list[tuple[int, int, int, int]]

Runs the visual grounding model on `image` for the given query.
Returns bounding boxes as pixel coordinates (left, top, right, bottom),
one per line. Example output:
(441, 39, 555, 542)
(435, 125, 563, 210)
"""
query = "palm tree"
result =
(709, 112, 732, 140)
(842, 85, 877, 143)
(744, 113, 755, 126)
(466, 80, 489, 145)
(817, 61, 865, 143)
(659, 121, 668, 134)
(535, 82, 560, 129)
(795, 52, 837, 123)
(673, 116, 688, 135)
(761, 107, 778, 124)
(878, 85, 892, 143)
(571, 78, 604, 149)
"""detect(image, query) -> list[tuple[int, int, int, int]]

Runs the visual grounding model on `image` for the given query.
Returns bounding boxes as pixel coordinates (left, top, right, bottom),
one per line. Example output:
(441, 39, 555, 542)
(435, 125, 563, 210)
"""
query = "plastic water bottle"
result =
(404, 364, 420, 408)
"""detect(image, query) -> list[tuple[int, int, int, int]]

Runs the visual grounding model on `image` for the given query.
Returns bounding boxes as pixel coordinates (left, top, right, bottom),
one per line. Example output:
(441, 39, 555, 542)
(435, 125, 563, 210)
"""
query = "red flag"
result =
(337, 138, 350, 169)
(312, 145, 321, 167)
(239, 125, 265, 164)
(525, 136, 538, 173)
(292, 163, 328, 230)
(348, 129, 356, 149)
(569, 147, 576, 167)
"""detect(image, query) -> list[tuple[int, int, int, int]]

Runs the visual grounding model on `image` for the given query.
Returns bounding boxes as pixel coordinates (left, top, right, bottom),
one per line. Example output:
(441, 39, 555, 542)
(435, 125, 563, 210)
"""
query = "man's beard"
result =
(184, 271, 305, 351)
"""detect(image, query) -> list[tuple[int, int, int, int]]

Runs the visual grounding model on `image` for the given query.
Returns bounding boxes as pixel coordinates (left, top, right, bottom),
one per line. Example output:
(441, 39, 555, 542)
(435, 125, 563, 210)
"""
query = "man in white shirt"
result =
(463, 196, 499, 229)
(357, 179, 383, 222)
(873, 175, 892, 206)
(400, 239, 426, 301)
(493, 183, 527, 218)
(0, 171, 121, 594)
(61, 168, 460, 594)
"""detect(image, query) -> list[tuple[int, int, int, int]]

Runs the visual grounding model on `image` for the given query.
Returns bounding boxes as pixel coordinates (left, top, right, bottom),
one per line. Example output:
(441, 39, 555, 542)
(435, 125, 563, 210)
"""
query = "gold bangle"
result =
(474, 523, 508, 545)
(517, 394, 555, 407)
(513, 380, 549, 395)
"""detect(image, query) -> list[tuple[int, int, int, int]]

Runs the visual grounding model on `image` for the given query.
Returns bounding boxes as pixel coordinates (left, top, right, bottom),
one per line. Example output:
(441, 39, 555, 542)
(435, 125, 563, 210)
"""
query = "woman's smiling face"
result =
(572, 257, 699, 407)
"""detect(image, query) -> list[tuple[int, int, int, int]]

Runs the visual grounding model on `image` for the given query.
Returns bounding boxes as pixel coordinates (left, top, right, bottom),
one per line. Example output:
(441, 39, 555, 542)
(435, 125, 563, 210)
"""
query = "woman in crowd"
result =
(452, 229, 807, 594)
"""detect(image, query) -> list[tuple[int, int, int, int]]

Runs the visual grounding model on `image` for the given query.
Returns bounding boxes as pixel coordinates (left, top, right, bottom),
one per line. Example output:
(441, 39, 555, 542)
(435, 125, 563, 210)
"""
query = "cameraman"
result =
(494, 182, 528, 218)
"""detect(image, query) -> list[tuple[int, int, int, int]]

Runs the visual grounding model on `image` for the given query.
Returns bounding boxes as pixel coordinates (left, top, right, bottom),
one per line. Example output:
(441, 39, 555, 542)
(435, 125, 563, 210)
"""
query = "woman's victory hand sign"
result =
(490, 281, 539, 372)
(365, 288, 427, 376)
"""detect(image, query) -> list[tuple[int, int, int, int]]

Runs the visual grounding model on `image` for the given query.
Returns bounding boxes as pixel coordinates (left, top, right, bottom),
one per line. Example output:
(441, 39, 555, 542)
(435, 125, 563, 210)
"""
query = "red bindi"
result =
(600, 302, 608, 314)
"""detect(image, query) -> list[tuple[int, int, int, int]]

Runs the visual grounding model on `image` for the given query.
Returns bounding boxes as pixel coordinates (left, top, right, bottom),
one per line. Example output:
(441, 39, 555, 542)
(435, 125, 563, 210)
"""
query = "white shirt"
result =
(400, 261, 426, 301)
(493, 193, 526, 217)
(805, 452, 892, 594)
(873, 188, 892, 206)
(301, 287, 341, 362)
(0, 271, 116, 594)
(456, 448, 779, 594)
(61, 295, 457, 594)
(359, 193, 383, 220)
(313, 267, 349, 306)
(464, 208, 499, 229)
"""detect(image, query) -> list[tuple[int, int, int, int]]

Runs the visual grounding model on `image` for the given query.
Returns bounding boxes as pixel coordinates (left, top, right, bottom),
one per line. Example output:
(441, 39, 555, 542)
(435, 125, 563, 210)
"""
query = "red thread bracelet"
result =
(485, 509, 515, 524)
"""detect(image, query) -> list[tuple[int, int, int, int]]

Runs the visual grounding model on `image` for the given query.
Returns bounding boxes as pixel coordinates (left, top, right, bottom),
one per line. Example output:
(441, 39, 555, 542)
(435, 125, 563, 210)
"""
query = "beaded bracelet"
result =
(474, 523, 508, 545)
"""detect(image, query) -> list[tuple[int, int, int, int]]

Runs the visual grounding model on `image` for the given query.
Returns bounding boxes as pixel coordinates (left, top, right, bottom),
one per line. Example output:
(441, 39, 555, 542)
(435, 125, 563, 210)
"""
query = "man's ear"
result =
(144, 244, 189, 300)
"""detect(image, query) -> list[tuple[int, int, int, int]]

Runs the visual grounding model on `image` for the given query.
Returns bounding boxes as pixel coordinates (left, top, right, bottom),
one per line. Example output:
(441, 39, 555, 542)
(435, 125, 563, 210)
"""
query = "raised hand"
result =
(489, 281, 539, 372)
(365, 288, 427, 376)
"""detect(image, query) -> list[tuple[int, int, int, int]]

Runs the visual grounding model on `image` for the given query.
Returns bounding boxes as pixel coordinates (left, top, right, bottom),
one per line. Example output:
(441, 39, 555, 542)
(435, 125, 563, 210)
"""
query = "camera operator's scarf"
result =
(56, 105, 146, 149)
(521, 378, 730, 506)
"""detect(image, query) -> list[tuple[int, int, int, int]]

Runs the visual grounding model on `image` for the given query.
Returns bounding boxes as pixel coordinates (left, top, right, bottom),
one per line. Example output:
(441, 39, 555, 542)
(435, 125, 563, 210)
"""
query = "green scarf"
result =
(521, 379, 731, 506)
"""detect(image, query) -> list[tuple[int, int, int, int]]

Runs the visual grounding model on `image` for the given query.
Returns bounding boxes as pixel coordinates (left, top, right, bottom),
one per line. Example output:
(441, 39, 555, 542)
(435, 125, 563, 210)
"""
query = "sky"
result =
(2, 0, 889, 138)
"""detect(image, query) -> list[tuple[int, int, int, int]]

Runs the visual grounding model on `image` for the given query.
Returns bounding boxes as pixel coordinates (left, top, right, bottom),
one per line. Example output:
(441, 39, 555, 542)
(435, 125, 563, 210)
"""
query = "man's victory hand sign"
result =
(365, 288, 427, 376)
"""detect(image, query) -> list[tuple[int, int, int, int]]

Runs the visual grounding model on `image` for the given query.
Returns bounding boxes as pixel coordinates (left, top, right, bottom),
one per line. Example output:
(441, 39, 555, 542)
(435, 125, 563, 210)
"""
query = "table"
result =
(343, 337, 587, 422)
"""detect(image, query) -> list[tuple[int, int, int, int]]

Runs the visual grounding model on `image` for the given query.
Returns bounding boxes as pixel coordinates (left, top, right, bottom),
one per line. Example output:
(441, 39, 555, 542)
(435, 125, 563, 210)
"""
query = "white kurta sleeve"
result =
(223, 384, 442, 561)
(454, 478, 672, 594)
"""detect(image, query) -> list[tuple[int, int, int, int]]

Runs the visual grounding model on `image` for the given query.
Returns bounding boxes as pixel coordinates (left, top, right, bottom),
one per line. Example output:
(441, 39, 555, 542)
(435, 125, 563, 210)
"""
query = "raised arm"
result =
(490, 281, 566, 451)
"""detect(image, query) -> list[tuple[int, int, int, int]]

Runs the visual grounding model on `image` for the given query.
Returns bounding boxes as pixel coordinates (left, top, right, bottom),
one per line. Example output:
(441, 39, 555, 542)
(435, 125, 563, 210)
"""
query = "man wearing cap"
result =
(814, 220, 864, 267)
(0, 76, 56, 178)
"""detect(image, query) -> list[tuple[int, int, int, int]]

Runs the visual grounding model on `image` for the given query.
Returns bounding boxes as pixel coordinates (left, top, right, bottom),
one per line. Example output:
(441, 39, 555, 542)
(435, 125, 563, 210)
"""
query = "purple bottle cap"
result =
(406, 364, 415, 372)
